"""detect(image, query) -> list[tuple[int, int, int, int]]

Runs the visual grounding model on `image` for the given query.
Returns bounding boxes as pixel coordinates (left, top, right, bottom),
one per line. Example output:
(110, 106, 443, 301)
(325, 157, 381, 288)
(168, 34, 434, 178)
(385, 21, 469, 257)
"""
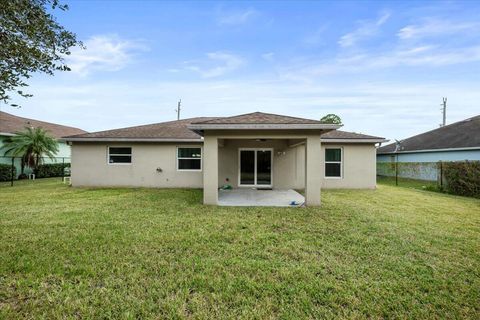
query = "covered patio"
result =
(218, 188, 305, 207)
(188, 112, 341, 207)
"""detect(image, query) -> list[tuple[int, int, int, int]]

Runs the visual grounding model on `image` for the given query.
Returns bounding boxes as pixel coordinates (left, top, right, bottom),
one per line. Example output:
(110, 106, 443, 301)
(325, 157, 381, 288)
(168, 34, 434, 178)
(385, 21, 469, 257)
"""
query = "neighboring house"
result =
(377, 115, 480, 181)
(0, 111, 86, 177)
(65, 112, 385, 206)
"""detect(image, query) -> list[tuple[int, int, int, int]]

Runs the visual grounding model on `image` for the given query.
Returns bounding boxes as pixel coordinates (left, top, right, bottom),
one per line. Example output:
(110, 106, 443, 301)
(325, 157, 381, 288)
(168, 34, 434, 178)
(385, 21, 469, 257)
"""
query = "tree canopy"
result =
(320, 114, 342, 124)
(0, 0, 82, 106)
(2, 126, 59, 173)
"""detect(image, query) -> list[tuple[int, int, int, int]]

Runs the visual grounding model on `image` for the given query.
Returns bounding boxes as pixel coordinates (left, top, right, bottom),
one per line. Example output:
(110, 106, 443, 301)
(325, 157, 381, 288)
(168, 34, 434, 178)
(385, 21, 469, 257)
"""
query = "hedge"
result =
(0, 163, 16, 182)
(443, 161, 480, 198)
(34, 163, 70, 178)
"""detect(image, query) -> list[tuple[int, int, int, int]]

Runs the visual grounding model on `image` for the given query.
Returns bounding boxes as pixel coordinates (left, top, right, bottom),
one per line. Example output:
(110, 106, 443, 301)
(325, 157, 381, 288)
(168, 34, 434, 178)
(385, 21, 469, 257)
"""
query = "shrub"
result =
(18, 173, 28, 180)
(442, 161, 480, 198)
(0, 163, 16, 181)
(34, 163, 70, 178)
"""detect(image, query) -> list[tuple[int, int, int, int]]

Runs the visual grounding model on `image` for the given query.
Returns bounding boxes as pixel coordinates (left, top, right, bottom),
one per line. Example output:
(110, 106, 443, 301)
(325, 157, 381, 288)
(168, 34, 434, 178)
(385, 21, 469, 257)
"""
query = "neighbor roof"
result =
(377, 115, 480, 154)
(0, 111, 86, 139)
(65, 113, 384, 143)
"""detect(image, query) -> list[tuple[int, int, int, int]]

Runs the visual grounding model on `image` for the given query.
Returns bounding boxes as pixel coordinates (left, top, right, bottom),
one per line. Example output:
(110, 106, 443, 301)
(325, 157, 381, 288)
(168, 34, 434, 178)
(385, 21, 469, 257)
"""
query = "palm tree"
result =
(1, 127, 59, 175)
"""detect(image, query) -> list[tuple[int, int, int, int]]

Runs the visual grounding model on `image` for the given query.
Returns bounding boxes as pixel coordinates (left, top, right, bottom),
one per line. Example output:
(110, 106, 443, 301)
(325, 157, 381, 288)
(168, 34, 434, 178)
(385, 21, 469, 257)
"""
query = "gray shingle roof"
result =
(66, 117, 216, 140)
(191, 111, 323, 125)
(0, 111, 86, 138)
(377, 115, 480, 154)
(322, 130, 384, 140)
(65, 113, 384, 142)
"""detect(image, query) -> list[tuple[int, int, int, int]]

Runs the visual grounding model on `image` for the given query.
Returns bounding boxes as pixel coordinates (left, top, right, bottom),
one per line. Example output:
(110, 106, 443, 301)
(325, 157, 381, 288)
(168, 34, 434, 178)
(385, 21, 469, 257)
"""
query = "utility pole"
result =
(440, 97, 447, 127)
(175, 99, 182, 120)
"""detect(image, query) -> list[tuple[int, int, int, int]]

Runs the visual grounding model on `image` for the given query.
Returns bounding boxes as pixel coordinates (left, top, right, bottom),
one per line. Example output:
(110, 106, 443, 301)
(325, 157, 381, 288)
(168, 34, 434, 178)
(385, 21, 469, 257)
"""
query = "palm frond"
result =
(1, 126, 59, 169)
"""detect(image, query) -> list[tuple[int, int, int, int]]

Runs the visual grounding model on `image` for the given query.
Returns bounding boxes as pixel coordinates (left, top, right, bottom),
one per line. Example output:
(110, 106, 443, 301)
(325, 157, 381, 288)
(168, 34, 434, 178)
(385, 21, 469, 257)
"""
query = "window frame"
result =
(324, 147, 343, 179)
(176, 146, 202, 172)
(107, 146, 132, 165)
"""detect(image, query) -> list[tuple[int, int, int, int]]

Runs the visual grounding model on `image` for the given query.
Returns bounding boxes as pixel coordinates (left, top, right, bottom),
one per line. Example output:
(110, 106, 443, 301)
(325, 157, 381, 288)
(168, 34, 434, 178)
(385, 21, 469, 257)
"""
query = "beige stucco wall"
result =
(71, 140, 377, 190)
(292, 143, 377, 189)
(71, 142, 203, 188)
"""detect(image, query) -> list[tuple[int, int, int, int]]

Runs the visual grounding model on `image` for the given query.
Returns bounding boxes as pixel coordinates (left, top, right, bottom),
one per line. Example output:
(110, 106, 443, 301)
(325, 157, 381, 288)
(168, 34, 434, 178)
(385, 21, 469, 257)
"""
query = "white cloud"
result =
(261, 52, 275, 62)
(22, 77, 480, 142)
(217, 8, 258, 26)
(184, 52, 245, 78)
(339, 11, 391, 47)
(398, 19, 479, 40)
(281, 45, 480, 80)
(302, 25, 329, 46)
(66, 35, 147, 76)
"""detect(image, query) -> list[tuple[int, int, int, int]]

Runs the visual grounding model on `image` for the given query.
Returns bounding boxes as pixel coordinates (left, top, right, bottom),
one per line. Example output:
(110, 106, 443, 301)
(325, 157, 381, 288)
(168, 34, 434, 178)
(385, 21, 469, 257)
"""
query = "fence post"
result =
(10, 157, 14, 187)
(62, 157, 65, 181)
(439, 161, 443, 190)
(395, 154, 399, 186)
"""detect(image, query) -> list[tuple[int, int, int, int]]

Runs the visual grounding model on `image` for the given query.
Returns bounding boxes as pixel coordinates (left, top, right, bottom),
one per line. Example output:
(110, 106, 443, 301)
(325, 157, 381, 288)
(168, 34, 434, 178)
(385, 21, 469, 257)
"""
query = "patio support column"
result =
(203, 134, 218, 205)
(305, 134, 322, 206)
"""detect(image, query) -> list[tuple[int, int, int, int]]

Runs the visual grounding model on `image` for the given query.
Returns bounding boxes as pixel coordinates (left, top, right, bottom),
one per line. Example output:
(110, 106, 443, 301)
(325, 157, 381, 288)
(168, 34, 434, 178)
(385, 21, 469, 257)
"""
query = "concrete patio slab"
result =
(218, 188, 305, 207)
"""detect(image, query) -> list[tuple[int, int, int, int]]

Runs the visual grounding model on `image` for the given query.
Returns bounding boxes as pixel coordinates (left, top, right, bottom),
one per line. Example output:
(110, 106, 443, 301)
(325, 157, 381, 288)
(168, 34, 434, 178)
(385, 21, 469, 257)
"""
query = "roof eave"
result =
(0, 132, 16, 137)
(65, 137, 203, 143)
(323, 138, 388, 143)
(377, 146, 480, 155)
(188, 123, 342, 131)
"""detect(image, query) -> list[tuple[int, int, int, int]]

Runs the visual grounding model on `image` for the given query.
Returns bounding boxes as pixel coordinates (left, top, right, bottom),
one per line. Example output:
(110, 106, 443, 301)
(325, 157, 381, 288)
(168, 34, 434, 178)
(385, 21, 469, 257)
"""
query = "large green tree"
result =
(0, 0, 82, 106)
(320, 114, 342, 124)
(2, 127, 59, 174)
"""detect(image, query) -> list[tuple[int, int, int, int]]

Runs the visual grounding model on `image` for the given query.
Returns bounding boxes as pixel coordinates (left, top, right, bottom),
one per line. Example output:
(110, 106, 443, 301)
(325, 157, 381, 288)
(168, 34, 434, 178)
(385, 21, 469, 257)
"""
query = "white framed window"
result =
(177, 147, 202, 171)
(108, 147, 132, 164)
(325, 148, 342, 178)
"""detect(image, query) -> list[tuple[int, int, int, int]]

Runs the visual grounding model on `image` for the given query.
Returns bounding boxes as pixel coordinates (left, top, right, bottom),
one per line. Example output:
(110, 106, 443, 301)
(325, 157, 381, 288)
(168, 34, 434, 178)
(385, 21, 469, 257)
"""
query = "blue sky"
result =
(3, 0, 480, 140)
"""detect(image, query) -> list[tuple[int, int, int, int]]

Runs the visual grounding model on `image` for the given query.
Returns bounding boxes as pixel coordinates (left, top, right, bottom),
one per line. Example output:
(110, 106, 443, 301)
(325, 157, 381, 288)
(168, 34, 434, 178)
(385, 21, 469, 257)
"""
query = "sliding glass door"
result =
(239, 149, 272, 187)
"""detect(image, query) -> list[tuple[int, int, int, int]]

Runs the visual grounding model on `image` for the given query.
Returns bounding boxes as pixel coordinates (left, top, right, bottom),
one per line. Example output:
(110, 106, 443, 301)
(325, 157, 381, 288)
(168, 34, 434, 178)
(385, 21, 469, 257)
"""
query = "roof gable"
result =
(0, 111, 86, 138)
(377, 115, 480, 154)
(192, 111, 323, 125)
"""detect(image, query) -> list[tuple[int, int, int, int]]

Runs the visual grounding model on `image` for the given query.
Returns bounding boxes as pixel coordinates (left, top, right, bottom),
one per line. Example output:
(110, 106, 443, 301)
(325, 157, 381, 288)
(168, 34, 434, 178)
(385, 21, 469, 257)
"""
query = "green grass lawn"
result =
(1, 179, 479, 319)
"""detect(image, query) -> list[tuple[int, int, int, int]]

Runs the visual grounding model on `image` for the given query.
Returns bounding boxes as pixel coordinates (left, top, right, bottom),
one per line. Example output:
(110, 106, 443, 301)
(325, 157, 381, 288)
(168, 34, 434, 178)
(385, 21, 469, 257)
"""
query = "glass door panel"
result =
(240, 150, 255, 185)
(256, 150, 271, 185)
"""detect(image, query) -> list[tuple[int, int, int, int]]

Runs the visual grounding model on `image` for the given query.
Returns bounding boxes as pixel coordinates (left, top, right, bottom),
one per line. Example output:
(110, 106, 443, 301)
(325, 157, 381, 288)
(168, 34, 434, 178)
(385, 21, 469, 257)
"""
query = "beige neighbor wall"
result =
(293, 143, 377, 189)
(71, 142, 203, 188)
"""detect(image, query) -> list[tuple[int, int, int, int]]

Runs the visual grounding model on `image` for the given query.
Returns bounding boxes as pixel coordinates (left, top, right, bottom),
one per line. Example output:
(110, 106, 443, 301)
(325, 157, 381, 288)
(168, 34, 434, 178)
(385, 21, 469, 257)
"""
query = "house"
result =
(377, 115, 480, 181)
(65, 112, 385, 206)
(0, 111, 86, 177)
